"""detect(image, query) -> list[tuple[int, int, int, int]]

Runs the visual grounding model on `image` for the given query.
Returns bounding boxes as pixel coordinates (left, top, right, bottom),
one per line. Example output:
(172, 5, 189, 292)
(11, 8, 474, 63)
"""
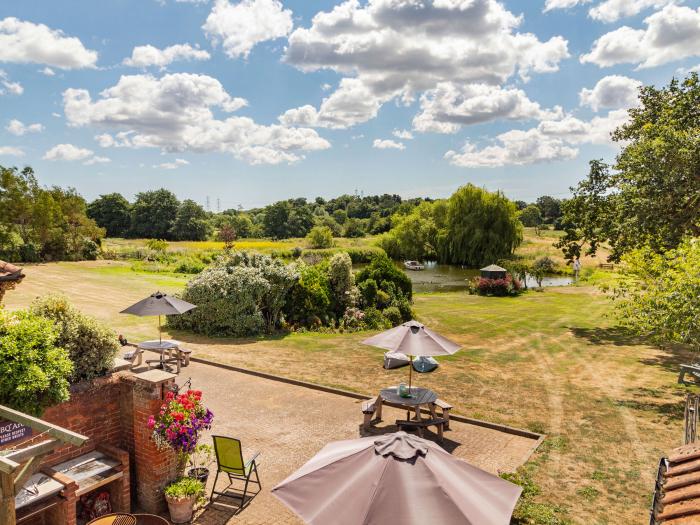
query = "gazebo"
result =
(480, 264, 507, 280)
(0, 261, 24, 303)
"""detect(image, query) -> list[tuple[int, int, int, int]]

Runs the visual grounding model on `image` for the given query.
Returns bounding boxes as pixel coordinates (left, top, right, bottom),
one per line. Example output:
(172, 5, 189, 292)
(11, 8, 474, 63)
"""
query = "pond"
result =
(355, 261, 572, 293)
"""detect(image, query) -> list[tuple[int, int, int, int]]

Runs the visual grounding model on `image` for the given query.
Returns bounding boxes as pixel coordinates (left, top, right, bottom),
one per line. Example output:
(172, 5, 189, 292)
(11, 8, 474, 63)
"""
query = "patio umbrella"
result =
(362, 320, 460, 391)
(272, 431, 522, 525)
(120, 291, 196, 343)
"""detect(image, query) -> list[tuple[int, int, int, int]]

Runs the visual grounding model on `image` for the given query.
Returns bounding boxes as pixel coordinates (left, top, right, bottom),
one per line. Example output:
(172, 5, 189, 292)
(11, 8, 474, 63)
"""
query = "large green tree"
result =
(557, 73, 700, 261)
(439, 184, 522, 266)
(130, 188, 180, 239)
(170, 199, 210, 241)
(87, 193, 131, 237)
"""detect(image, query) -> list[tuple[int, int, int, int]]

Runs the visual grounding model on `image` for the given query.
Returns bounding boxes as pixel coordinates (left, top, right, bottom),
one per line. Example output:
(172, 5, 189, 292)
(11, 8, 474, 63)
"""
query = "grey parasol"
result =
(120, 291, 196, 342)
(362, 320, 460, 391)
(272, 431, 521, 525)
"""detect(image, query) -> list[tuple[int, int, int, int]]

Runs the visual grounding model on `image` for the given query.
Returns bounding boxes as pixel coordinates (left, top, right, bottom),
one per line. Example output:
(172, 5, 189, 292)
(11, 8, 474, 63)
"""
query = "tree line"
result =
(86, 190, 428, 241)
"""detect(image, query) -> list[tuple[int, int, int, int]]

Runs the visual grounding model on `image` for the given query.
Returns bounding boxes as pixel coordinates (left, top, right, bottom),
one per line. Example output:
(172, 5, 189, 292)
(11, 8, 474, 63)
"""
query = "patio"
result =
(175, 360, 540, 525)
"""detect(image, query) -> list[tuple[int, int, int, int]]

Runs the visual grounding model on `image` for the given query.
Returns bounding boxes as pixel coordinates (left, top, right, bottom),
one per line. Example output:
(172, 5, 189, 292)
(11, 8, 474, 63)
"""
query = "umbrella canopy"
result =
(362, 320, 460, 358)
(120, 291, 196, 317)
(120, 291, 196, 343)
(272, 431, 521, 525)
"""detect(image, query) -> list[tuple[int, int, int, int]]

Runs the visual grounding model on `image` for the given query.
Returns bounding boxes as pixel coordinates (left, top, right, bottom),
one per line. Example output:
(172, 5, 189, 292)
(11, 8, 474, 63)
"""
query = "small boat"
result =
(404, 260, 425, 271)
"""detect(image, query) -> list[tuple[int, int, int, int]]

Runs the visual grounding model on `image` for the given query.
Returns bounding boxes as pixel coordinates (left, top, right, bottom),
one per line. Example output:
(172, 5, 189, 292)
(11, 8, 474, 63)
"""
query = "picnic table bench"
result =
(361, 388, 453, 435)
(679, 364, 700, 384)
(396, 417, 448, 441)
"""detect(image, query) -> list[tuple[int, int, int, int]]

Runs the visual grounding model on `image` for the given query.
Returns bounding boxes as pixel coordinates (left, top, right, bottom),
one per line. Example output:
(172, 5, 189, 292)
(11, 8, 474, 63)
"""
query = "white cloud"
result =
(321, 83, 332, 91)
(40, 67, 55, 76)
(64, 73, 330, 165)
(0, 70, 22, 95)
(445, 107, 630, 168)
(83, 155, 111, 165)
(123, 43, 210, 68)
(0, 146, 24, 156)
(392, 129, 413, 140)
(412, 82, 562, 134)
(579, 75, 641, 111)
(52, 112, 61, 118)
(154, 158, 189, 169)
(581, 5, 700, 68)
(543, 0, 591, 12)
(0, 17, 97, 69)
(43, 143, 94, 161)
(372, 139, 405, 150)
(589, 0, 671, 23)
(445, 128, 578, 167)
(203, 0, 293, 59)
(284, 0, 569, 129)
(6, 119, 44, 136)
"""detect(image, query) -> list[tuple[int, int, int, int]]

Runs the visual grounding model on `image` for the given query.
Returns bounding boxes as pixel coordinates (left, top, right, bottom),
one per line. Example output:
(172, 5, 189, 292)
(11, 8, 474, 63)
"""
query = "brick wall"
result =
(2, 369, 178, 523)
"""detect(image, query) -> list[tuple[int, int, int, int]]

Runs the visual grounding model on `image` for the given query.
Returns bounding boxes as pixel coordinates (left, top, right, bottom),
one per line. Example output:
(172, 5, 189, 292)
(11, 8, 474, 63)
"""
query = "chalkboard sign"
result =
(0, 419, 32, 445)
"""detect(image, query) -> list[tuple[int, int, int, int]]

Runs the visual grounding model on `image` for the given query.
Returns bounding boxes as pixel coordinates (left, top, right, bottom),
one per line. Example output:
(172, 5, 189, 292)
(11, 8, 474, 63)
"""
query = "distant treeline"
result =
(86, 189, 429, 241)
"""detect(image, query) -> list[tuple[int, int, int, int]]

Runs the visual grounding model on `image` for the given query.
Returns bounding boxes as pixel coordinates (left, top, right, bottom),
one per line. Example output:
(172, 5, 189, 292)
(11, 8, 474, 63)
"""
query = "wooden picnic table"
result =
(138, 340, 181, 373)
(379, 387, 438, 422)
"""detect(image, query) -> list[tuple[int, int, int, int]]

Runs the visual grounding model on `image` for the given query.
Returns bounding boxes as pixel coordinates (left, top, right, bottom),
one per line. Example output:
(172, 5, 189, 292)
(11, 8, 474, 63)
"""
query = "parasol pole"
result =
(159, 315, 162, 344)
(408, 355, 413, 392)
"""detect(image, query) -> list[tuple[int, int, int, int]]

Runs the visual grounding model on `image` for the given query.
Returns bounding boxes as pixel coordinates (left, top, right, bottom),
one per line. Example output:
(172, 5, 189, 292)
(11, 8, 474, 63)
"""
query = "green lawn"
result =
(4, 260, 690, 524)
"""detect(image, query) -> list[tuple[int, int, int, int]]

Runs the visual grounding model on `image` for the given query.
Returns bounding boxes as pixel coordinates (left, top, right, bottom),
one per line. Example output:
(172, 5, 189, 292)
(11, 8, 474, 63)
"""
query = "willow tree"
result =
(439, 184, 522, 266)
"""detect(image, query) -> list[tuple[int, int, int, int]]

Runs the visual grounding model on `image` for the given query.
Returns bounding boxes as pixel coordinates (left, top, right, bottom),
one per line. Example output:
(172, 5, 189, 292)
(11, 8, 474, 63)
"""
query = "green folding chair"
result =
(211, 436, 261, 506)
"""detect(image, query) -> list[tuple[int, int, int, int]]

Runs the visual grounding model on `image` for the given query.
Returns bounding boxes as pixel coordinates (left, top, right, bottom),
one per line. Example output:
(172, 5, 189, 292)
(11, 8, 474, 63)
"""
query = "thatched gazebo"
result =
(480, 264, 507, 280)
(0, 261, 24, 303)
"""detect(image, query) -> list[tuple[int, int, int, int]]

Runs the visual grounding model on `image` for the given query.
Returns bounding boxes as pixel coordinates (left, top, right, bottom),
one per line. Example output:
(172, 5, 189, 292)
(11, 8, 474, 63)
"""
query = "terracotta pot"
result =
(188, 467, 210, 485)
(165, 494, 196, 524)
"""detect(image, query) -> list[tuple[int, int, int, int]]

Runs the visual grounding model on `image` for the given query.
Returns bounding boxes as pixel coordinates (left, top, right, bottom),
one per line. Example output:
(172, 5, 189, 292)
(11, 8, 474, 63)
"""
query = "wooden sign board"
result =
(0, 419, 32, 446)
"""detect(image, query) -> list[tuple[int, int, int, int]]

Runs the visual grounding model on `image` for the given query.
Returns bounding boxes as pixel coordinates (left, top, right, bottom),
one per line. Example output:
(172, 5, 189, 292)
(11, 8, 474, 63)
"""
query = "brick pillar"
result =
(131, 370, 177, 514)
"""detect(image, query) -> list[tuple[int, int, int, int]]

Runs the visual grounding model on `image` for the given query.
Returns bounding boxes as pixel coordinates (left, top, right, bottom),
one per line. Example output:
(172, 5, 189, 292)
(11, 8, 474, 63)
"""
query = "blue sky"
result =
(1, 0, 699, 209)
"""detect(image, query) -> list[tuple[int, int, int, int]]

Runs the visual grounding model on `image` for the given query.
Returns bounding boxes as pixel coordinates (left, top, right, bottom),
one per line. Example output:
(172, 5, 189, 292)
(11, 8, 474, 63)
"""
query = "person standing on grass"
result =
(573, 257, 581, 281)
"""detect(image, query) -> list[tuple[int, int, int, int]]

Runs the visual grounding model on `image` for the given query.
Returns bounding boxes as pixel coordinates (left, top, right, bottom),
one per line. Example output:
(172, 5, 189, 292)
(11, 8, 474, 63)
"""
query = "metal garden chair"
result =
(210, 436, 261, 507)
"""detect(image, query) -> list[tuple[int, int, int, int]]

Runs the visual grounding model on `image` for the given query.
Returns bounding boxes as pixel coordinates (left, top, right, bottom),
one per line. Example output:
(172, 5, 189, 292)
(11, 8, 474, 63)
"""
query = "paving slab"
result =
(169, 361, 538, 524)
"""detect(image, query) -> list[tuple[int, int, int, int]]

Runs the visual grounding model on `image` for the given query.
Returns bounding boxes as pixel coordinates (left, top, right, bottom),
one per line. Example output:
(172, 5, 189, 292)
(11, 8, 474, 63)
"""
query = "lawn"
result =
(4, 260, 690, 524)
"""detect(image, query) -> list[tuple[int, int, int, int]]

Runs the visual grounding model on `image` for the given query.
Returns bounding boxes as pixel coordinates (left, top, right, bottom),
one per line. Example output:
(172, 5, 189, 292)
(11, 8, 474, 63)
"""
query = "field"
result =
(4, 259, 693, 524)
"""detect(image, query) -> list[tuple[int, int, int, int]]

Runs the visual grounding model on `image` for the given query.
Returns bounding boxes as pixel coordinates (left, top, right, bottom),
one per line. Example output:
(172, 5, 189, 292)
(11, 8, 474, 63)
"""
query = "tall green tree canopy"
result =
(171, 199, 210, 241)
(87, 193, 131, 237)
(130, 188, 180, 239)
(557, 73, 700, 261)
(440, 184, 522, 266)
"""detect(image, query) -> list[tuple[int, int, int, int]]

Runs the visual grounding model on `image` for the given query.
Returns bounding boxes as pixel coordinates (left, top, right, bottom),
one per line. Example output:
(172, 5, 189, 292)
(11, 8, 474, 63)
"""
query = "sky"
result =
(0, 0, 699, 210)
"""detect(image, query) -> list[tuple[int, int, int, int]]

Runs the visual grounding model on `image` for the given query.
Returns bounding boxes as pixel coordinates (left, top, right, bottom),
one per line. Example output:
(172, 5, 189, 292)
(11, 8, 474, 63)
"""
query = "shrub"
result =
(169, 252, 298, 336)
(382, 306, 402, 326)
(30, 295, 119, 383)
(0, 309, 73, 415)
(362, 307, 387, 329)
(328, 252, 355, 316)
(473, 276, 522, 297)
(284, 262, 332, 327)
(146, 238, 169, 252)
(356, 253, 412, 301)
(174, 257, 206, 274)
(306, 226, 334, 249)
(531, 256, 556, 287)
(164, 477, 205, 501)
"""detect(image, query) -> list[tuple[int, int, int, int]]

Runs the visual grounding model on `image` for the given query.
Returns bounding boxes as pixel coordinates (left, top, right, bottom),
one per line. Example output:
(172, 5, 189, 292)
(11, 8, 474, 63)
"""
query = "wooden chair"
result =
(211, 436, 261, 508)
(396, 418, 447, 442)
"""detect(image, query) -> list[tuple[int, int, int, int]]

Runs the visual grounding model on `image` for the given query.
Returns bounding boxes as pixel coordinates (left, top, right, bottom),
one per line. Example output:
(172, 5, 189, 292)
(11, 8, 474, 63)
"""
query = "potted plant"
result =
(164, 477, 205, 524)
(188, 443, 214, 485)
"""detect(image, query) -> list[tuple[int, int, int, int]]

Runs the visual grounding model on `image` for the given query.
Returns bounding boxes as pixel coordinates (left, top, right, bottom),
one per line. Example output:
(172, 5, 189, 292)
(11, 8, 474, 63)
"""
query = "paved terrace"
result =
(161, 360, 540, 525)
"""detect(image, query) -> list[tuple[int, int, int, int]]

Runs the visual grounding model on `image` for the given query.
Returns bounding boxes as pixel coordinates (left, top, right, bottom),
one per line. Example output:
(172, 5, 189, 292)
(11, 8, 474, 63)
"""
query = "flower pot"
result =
(187, 467, 210, 485)
(165, 494, 196, 524)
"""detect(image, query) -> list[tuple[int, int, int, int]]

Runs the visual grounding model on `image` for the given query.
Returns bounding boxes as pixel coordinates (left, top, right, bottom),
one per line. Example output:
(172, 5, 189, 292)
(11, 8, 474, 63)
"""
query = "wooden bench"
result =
(361, 397, 383, 430)
(598, 263, 615, 270)
(433, 399, 452, 430)
(679, 364, 700, 384)
(396, 418, 447, 442)
(178, 347, 192, 367)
